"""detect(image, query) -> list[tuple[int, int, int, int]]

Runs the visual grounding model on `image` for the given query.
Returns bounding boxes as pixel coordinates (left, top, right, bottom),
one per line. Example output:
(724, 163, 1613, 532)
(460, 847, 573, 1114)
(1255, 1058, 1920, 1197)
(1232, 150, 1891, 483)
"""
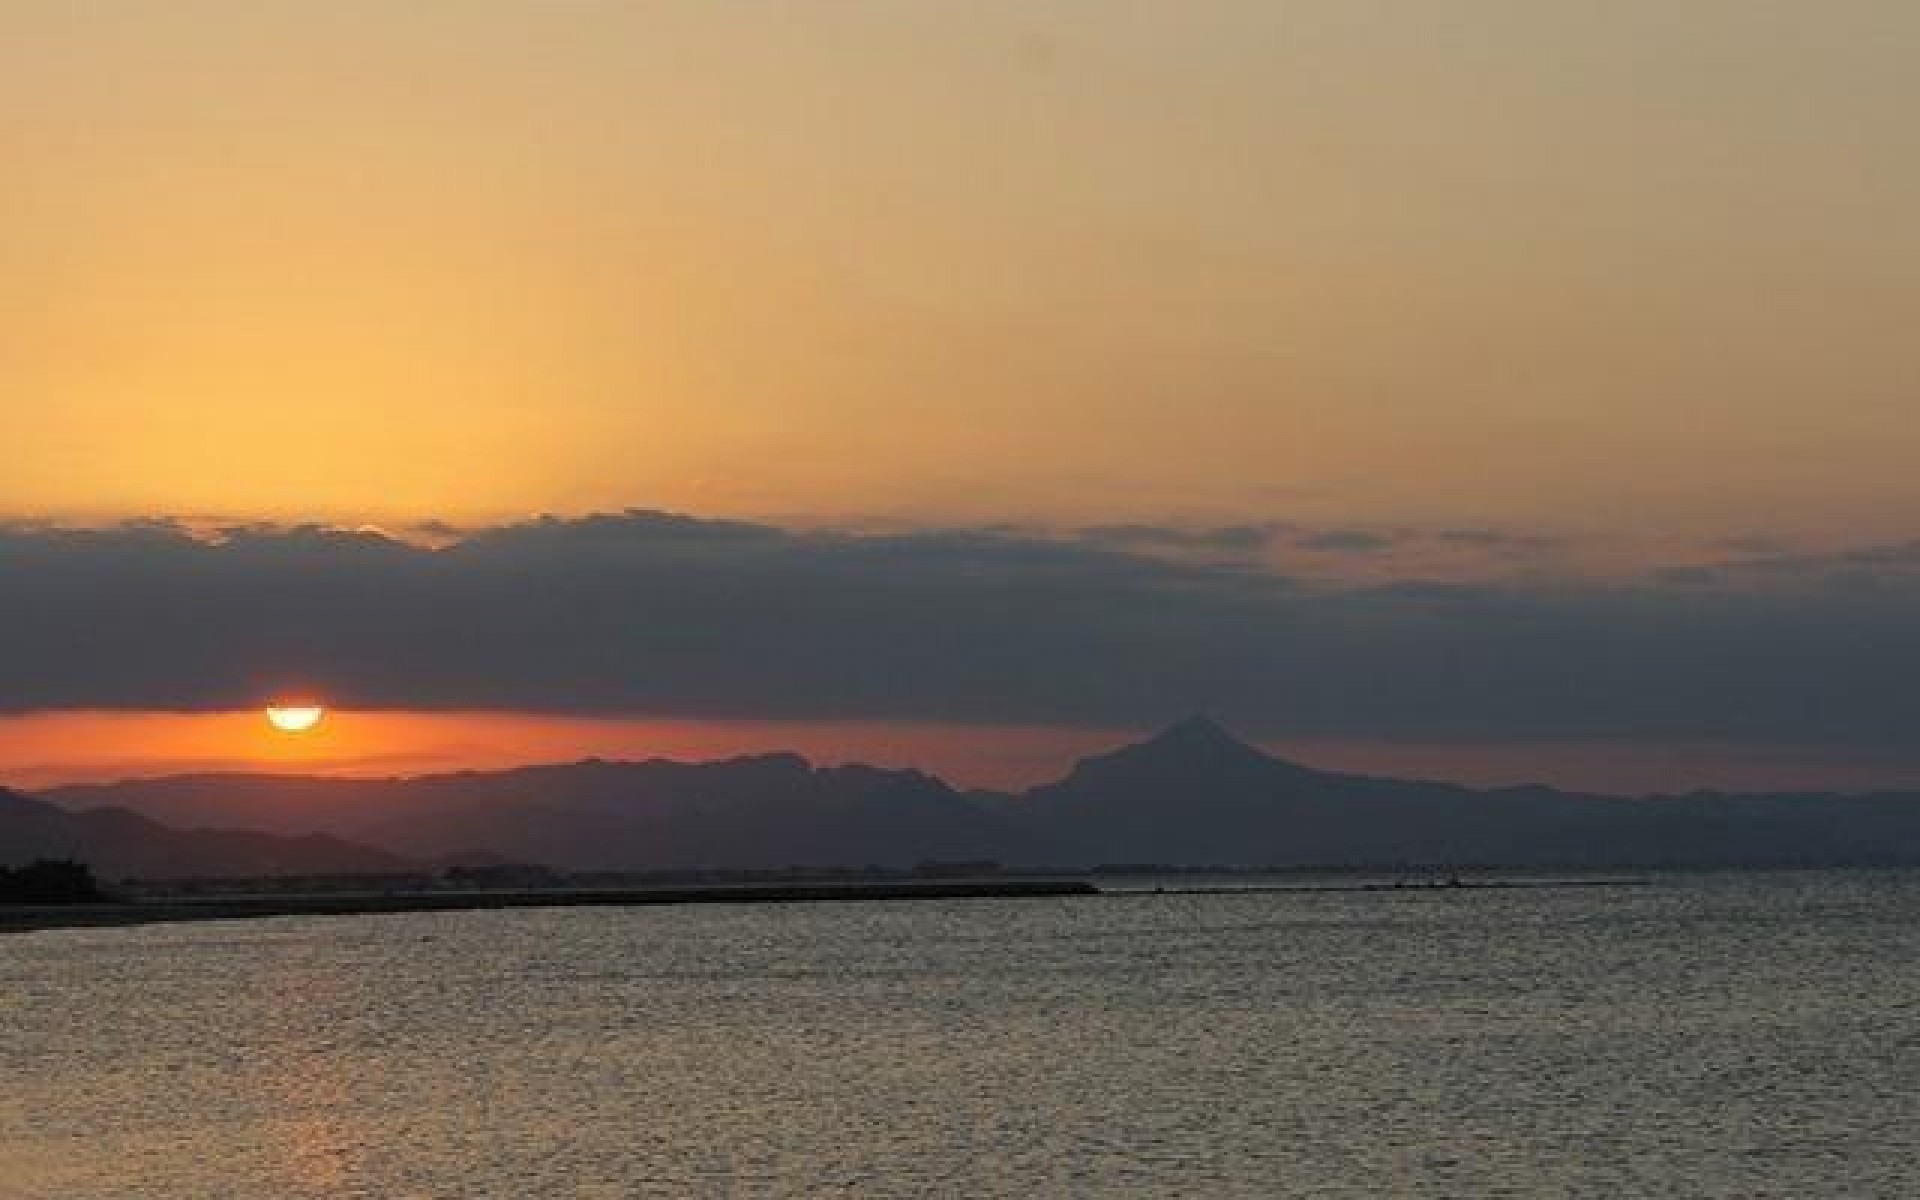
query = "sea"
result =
(4, 871, 1917, 1198)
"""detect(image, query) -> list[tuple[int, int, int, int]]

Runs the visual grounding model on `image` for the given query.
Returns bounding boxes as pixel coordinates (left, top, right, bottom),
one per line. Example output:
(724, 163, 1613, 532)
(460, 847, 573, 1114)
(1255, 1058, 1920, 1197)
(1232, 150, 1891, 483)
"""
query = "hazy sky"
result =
(3, 2, 1918, 791)
(4, 1, 1916, 537)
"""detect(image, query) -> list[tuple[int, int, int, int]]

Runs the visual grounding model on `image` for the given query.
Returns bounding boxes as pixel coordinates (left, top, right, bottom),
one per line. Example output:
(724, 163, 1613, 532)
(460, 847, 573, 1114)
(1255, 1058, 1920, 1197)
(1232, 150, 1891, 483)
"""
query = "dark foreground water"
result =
(4, 872, 1917, 1198)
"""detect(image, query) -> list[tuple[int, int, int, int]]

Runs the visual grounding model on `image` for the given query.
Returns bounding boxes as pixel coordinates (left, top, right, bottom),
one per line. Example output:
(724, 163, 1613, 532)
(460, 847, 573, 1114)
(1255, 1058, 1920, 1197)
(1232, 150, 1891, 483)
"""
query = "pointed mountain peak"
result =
(1145, 715, 1246, 751)
(1061, 717, 1290, 784)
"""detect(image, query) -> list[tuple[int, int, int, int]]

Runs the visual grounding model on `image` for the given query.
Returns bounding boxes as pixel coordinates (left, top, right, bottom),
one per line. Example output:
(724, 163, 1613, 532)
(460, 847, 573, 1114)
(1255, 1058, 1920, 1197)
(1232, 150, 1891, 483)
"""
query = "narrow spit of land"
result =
(1107, 878, 1651, 896)
(0, 876, 1665, 933)
(0, 879, 1101, 933)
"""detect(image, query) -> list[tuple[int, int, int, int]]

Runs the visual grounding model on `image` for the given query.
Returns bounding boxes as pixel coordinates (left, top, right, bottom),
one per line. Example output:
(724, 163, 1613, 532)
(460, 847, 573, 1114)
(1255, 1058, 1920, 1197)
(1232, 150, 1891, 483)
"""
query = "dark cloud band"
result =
(0, 511, 1914, 750)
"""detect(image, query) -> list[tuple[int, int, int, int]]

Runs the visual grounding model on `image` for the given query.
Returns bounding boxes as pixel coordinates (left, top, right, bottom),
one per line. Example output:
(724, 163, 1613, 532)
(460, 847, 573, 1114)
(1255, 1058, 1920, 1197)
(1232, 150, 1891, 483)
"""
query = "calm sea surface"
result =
(4, 872, 1918, 1198)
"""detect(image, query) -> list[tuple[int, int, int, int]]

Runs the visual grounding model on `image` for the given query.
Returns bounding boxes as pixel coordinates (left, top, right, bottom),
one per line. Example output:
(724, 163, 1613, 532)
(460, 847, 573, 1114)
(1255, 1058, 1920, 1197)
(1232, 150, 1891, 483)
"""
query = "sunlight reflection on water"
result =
(4, 873, 1919, 1197)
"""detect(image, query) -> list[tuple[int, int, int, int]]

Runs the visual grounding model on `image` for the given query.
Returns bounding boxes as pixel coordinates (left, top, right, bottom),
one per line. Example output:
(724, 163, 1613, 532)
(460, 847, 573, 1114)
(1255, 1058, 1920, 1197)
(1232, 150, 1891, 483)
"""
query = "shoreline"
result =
(0, 879, 1100, 934)
(1106, 878, 1650, 896)
(0, 875, 1677, 934)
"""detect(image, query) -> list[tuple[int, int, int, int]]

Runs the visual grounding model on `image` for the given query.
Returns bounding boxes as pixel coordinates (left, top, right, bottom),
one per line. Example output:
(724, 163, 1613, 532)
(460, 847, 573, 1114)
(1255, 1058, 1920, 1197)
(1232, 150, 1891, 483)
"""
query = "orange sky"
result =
(4, 3, 1918, 792)
(0, 711, 1125, 792)
(2, 2, 1917, 540)
(5, 710, 1915, 799)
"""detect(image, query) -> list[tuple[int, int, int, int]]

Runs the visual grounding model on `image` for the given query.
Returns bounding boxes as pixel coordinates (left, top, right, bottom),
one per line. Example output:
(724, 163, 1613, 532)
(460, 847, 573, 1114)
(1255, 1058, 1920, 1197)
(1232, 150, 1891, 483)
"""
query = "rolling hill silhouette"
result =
(32, 719, 1920, 872)
(0, 786, 411, 880)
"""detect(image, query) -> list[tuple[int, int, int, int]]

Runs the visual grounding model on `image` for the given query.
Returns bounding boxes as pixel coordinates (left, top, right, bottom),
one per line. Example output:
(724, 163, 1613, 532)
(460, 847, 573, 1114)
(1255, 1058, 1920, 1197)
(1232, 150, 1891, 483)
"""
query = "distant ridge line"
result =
(22, 721, 1920, 875)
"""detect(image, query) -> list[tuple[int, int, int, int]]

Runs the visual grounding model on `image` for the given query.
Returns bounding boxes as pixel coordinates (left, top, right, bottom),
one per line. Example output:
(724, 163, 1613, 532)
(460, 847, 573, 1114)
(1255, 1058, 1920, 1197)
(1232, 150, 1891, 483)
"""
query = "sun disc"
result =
(266, 705, 325, 733)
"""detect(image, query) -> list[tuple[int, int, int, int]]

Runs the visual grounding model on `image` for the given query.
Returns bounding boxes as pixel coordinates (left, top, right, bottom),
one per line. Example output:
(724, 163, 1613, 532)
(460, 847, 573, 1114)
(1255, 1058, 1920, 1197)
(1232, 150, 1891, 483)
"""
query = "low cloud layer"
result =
(1, 511, 1915, 752)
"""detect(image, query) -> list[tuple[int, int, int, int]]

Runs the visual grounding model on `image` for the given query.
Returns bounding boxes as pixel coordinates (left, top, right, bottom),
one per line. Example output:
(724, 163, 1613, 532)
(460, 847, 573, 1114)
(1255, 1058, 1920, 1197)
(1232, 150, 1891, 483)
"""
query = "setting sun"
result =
(265, 705, 325, 734)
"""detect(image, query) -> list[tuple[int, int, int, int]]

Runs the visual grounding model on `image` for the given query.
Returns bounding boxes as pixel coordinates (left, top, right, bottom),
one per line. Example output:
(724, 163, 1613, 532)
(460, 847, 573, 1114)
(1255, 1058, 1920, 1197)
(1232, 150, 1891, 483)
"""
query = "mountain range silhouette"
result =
(17, 719, 1920, 877)
(0, 786, 411, 879)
